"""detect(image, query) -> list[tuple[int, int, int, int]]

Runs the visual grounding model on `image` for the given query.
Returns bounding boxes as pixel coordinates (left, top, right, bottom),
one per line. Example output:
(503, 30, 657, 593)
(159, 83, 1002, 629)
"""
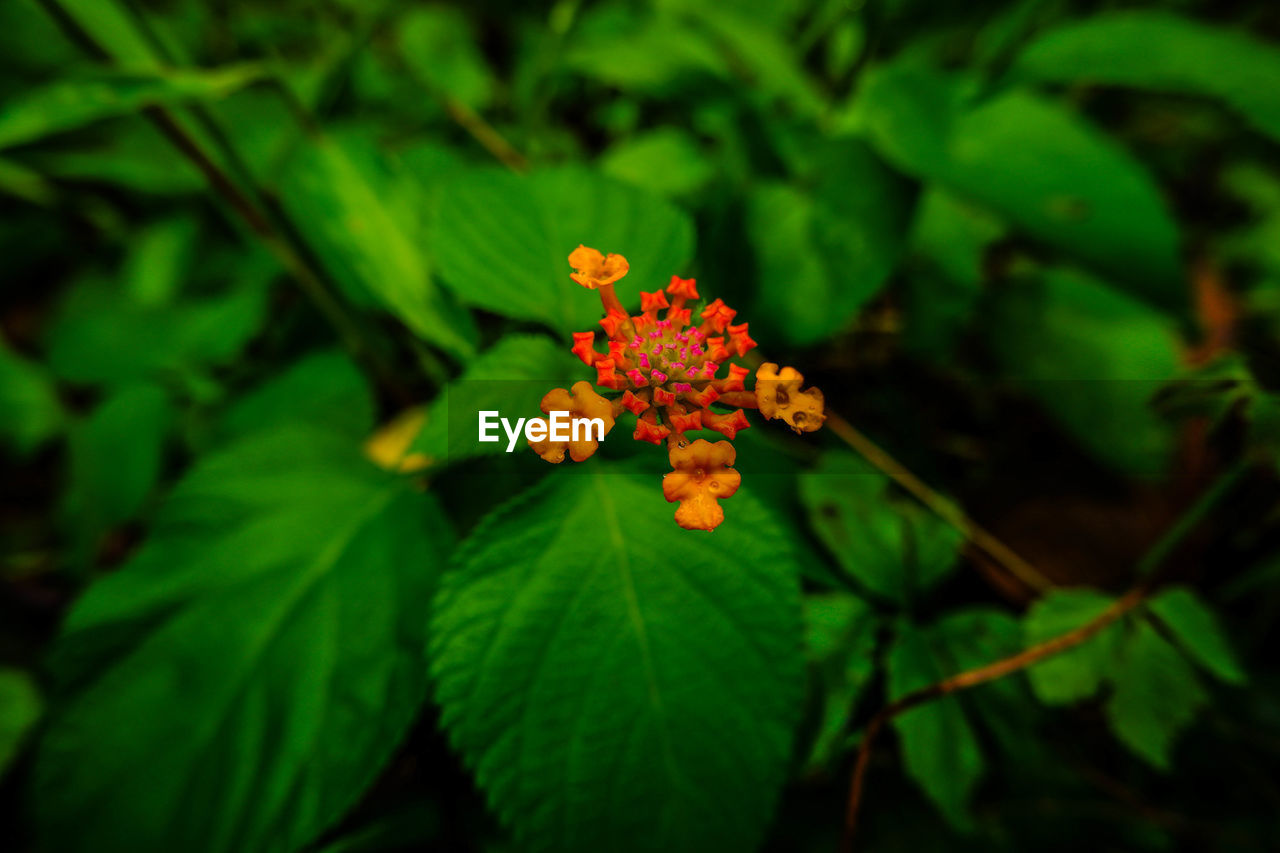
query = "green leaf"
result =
(398, 6, 495, 109)
(561, 6, 727, 91)
(47, 0, 164, 69)
(887, 625, 983, 829)
(802, 593, 878, 770)
(1013, 11, 1280, 143)
(278, 134, 477, 359)
(1105, 620, 1207, 769)
(122, 216, 199, 306)
(0, 67, 264, 150)
(799, 452, 963, 604)
(32, 120, 205, 195)
(1022, 588, 1122, 705)
(0, 339, 64, 456)
(0, 667, 42, 776)
(432, 166, 695, 336)
(1147, 587, 1247, 685)
(34, 426, 453, 852)
(61, 383, 172, 564)
(599, 128, 714, 198)
(908, 188, 1006, 289)
(861, 62, 1182, 308)
(431, 470, 804, 852)
(674, 3, 826, 117)
(410, 335, 581, 466)
(0, 155, 58, 205)
(930, 609, 1048, 761)
(749, 140, 915, 346)
(901, 189, 1004, 358)
(933, 608, 1023, 674)
(985, 268, 1181, 478)
(45, 277, 268, 386)
(218, 349, 375, 443)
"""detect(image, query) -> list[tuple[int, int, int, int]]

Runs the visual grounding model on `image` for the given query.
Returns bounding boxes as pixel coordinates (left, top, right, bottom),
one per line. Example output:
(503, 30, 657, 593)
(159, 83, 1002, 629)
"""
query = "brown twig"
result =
(839, 584, 1147, 852)
(442, 97, 529, 174)
(838, 458, 1249, 852)
(824, 412, 1054, 593)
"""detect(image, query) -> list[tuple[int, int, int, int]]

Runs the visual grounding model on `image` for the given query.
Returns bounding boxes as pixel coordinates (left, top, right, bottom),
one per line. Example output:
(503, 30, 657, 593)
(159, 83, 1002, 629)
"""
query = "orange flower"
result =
(528, 244, 827, 529)
(529, 381, 616, 462)
(640, 290, 669, 313)
(727, 322, 756, 357)
(666, 275, 699, 301)
(662, 439, 741, 531)
(756, 363, 826, 433)
(700, 298, 737, 333)
(569, 245, 629, 289)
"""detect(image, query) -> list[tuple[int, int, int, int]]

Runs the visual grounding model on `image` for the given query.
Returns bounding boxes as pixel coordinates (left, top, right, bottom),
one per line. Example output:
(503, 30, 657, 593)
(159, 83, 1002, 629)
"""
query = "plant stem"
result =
(825, 411, 1054, 593)
(838, 457, 1251, 853)
(442, 97, 528, 174)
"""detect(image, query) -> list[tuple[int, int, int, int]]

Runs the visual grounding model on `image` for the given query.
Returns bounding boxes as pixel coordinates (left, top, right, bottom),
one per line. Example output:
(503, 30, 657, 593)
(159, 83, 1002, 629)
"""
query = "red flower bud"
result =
(666, 276, 699, 301)
(640, 290, 670, 313)
(571, 331, 597, 365)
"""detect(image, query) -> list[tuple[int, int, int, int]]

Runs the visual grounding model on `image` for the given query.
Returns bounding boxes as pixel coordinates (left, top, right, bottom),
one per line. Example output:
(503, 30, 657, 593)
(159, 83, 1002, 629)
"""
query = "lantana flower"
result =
(755, 363, 826, 433)
(662, 439, 741, 531)
(529, 246, 827, 530)
(568, 245, 630, 290)
(528, 380, 616, 463)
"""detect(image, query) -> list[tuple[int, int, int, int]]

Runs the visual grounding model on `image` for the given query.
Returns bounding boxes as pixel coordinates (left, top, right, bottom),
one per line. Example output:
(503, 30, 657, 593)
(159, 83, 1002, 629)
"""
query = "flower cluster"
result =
(530, 245, 826, 530)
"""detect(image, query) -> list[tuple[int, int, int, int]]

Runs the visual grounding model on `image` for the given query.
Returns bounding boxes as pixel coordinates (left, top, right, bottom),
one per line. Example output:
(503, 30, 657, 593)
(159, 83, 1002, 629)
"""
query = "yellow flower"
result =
(529, 380, 616, 463)
(662, 439, 741, 531)
(364, 407, 431, 473)
(755, 363, 826, 433)
(568, 245, 629, 290)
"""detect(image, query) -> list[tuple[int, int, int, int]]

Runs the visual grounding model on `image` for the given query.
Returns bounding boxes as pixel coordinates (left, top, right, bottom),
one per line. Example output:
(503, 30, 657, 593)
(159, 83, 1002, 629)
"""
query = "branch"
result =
(442, 97, 529, 174)
(824, 412, 1053, 593)
(838, 458, 1250, 853)
(839, 584, 1147, 852)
